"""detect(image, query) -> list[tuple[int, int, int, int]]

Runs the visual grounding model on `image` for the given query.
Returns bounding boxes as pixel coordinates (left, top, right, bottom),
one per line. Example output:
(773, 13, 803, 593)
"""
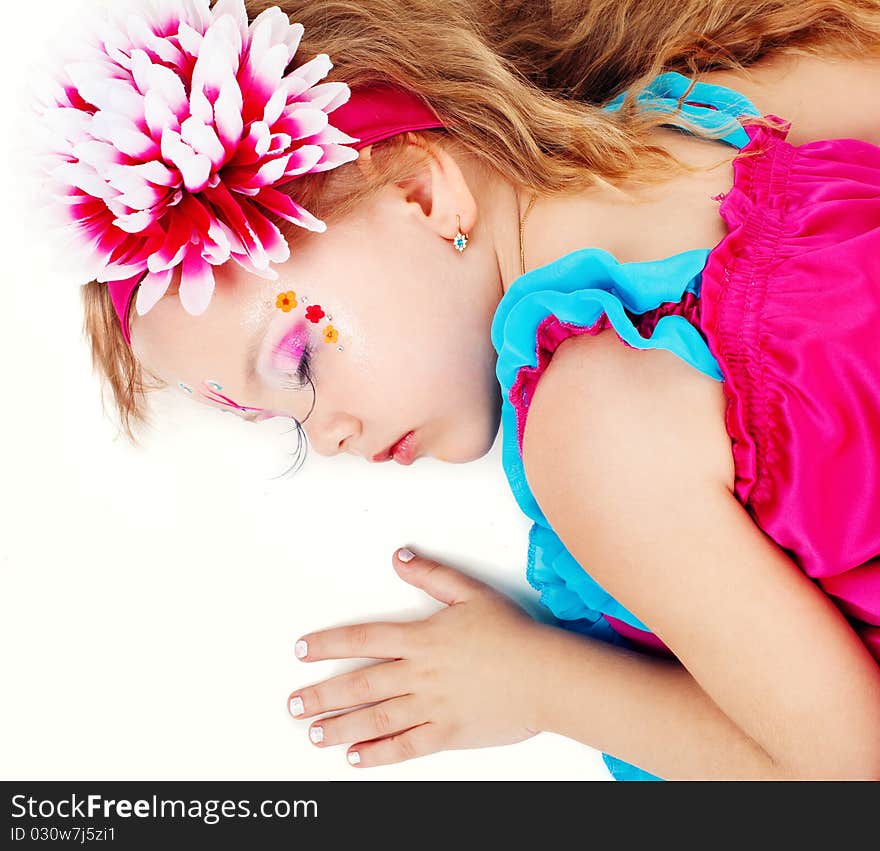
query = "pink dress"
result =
(512, 114, 880, 663)
(700, 116, 880, 662)
(491, 76, 880, 779)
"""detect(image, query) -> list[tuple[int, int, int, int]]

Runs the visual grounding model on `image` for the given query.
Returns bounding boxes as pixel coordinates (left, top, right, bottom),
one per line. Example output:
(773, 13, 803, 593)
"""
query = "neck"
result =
(499, 181, 634, 295)
(502, 128, 741, 286)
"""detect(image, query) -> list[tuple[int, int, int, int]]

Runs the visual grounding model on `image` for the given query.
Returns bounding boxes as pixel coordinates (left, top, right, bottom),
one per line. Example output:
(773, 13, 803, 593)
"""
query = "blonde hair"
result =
(81, 0, 880, 442)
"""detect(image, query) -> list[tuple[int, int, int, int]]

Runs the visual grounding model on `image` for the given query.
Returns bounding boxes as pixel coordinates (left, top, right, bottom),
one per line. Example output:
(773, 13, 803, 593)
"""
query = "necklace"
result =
(519, 193, 537, 276)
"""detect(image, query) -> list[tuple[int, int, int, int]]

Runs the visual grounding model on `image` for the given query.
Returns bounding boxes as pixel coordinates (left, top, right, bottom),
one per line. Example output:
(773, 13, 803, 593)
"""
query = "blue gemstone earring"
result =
(453, 214, 469, 253)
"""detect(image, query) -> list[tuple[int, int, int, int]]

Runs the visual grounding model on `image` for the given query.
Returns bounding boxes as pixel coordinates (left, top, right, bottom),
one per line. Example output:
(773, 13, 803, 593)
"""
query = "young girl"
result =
(36, 0, 880, 779)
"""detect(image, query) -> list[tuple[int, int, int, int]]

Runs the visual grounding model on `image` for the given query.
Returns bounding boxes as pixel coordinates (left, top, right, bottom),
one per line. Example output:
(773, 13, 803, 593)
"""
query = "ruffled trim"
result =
(510, 290, 703, 453)
(700, 115, 793, 511)
(527, 523, 651, 629)
(491, 248, 724, 633)
(602, 71, 761, 150)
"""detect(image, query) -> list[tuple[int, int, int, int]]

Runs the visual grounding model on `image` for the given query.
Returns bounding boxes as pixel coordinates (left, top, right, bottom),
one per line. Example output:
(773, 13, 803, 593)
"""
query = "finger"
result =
(295, 620, 410, 662)
(288, 659, 410, 719)
(346, 722, 440, 768)
(393, 547, 487, 605)
(307, 694, 424, 749)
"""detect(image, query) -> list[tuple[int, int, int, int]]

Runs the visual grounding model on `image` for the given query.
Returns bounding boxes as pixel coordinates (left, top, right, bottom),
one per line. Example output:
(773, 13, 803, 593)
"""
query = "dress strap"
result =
(603, 71, 761, 149)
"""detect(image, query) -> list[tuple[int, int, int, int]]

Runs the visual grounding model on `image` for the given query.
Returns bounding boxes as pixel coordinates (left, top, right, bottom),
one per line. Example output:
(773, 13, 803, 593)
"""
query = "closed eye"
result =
(279, 342, 314, 391)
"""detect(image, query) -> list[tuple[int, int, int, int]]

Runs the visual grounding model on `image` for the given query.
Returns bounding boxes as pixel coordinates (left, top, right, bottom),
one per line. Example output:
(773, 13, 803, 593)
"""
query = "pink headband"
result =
(33, 0, 445, 346)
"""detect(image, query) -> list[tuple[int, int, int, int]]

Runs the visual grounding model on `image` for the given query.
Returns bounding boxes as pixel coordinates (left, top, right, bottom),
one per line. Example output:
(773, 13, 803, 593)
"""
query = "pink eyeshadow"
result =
(271, 321, 309, 371)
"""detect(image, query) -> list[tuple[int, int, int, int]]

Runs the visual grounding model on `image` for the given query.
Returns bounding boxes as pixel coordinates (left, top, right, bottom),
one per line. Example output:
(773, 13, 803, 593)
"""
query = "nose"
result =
(309, 415, 362, 457)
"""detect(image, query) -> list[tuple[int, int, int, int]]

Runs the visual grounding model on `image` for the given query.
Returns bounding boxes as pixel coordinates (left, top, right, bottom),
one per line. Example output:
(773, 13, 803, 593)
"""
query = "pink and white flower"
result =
(32, 0, 360, 316)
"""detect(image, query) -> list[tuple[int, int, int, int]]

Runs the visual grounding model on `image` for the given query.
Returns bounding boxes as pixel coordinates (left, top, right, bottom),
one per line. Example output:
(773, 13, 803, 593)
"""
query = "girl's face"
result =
(131, 146, 518, 464)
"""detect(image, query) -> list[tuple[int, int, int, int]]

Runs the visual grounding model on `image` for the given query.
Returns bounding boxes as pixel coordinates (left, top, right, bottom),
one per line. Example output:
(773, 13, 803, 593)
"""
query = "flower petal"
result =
(72, 139, 126, 172)
(147, 210, 193, 273)
(276, 107, 329, 142)
(178, 246, 216, 315)
(180, 116, 226, 169)
(301, 82, 351, 113)
(310, 143, 361, 173)
(177, 20, 204, 57)
(253, 186, 326, 233)
(91, 110, 160, 159)
(213, 74, 244, 155)
(212, 0, 249, 46)
(160, 127, 211, 193)
(289, 54, 333, 90)
(135, 267, 174, 315)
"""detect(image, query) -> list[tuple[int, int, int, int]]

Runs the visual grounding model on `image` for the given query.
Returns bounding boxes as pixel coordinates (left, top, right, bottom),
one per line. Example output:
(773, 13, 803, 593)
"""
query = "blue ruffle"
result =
(492, 247, 724, 626)
(603, 71, 761, 149)
(492, 248, 724, 629)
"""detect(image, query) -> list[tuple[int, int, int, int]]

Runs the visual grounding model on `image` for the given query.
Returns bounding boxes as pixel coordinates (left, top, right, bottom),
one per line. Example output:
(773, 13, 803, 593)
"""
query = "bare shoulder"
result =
(521, 330, 735, 503)
(700, 49, 880, 146)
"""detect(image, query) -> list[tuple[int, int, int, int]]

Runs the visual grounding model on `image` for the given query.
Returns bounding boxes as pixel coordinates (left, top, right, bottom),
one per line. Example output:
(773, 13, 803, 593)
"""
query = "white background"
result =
(1, 0, 610, 780)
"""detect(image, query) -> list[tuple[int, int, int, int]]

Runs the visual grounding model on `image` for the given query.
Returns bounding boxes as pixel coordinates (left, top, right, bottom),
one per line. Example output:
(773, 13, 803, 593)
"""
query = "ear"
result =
(355, 144, 375, 177)
(394, 132, 478, 244)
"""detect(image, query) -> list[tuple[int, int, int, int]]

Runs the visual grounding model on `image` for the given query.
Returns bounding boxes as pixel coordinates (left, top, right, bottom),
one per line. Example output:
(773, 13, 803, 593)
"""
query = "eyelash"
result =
(275, 340, 314, 390)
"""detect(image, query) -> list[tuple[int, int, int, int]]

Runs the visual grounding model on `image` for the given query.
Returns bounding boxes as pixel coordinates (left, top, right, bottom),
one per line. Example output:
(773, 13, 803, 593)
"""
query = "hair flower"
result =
(31, 0, 360, 317)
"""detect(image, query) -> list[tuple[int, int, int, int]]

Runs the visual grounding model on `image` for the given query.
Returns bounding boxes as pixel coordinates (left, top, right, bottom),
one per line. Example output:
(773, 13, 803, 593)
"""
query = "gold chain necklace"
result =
(519, 193, 537, 276)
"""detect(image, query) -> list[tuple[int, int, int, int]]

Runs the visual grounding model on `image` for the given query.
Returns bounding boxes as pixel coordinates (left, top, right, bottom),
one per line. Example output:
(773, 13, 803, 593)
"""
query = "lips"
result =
(373, 430, 418, 464)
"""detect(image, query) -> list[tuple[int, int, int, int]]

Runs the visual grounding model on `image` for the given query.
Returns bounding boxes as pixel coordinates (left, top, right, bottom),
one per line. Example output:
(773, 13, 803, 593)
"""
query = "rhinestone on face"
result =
(337, 346, 343, 352)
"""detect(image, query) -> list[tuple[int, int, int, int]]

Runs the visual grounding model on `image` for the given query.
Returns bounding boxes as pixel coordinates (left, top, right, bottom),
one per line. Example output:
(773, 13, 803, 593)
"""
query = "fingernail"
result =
(347, 750, 361, 765)
(398, 548, 415, 563)
(289, 696, 304, 717)
(309, 726, 324, 744)
(294, 639, 308, 659)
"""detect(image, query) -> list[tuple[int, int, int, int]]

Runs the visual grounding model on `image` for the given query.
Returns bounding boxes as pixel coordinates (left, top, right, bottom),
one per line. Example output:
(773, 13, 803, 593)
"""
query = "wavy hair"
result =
(81, 0, 880, 443)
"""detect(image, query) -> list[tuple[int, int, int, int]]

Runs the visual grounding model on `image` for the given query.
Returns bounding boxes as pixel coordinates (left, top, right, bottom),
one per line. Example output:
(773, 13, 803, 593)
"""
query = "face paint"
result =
(271, 317, 310, 372)
(275, 291, 344, 352)
(198, 381, 276, 422)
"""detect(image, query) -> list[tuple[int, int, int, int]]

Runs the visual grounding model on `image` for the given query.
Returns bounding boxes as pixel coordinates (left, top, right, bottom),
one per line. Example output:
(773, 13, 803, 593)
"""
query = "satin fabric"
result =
(491, 75, 880, 780)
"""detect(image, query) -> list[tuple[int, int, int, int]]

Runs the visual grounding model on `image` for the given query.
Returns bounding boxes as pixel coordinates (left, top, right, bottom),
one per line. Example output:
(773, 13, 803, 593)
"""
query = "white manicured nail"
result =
(398, 548, 415, 562)
(294, 640, 308, 659)
(347, 751, 361, 765)
(289, 696, 304, 716)
(309, 726, 324, 744)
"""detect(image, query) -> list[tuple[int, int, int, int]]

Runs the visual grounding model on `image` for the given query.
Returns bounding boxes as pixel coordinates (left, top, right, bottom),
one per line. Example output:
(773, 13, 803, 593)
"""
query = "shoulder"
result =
(700, 51, 880, 146)
(521, 329, 735, 508)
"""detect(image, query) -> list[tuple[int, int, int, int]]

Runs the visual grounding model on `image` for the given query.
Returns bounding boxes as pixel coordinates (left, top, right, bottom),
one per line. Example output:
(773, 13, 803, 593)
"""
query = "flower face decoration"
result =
(275, 290, 340, 349)
(33, 0, 360, 318)
(305, 304, 325, 323)
(276, 291, 298, 312)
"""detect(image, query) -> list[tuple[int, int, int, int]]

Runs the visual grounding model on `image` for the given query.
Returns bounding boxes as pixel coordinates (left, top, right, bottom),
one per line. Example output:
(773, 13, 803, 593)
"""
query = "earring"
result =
(453, 214, 469, 253)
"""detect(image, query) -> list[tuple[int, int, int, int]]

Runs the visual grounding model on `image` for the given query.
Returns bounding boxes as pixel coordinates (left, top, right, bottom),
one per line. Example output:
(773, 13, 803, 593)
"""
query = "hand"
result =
(287, 547, 546, 768)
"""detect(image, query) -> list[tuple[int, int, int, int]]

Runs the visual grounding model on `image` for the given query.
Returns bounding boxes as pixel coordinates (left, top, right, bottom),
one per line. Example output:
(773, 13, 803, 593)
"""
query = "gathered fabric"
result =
(491, 75, 880, 780)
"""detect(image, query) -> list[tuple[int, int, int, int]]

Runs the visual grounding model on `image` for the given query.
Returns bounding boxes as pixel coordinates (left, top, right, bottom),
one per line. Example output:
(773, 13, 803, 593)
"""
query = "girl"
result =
(37, 0, 880, 779)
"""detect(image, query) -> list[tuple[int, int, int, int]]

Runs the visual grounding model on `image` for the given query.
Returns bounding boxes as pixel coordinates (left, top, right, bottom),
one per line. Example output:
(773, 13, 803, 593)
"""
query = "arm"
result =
(521, 330, 880, 779)
(529, 619, 782, 778)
